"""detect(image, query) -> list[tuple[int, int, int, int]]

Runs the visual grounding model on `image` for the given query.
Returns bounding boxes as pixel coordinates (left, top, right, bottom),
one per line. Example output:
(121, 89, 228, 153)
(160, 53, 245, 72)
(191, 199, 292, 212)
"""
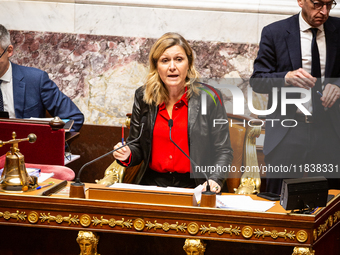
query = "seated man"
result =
(0, 24, 84, 132)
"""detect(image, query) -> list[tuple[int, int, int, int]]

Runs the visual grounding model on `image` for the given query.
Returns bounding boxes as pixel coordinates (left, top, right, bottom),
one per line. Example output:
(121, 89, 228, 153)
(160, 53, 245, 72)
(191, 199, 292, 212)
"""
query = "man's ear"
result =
(7, 45, 14, 57)
(297, 0, 304, 8)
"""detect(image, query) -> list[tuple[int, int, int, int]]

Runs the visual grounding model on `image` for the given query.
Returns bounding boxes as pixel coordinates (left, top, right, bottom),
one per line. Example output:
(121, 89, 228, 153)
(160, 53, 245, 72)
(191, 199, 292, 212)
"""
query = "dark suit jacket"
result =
(120, 85, 233, 187)
(250, 14, 340, 155)
(12, 62, 84, 132)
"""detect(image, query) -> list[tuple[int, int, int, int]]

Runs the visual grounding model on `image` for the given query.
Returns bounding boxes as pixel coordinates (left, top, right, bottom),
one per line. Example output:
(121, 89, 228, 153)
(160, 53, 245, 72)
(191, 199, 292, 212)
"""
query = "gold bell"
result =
(0, 132, 38, 192)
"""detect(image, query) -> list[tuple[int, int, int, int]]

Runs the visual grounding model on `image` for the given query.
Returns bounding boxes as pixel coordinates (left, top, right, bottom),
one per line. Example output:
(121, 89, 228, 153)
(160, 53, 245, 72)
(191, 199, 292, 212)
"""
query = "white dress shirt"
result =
(0, 62, 16, 118)
(298, 12, 326, 113)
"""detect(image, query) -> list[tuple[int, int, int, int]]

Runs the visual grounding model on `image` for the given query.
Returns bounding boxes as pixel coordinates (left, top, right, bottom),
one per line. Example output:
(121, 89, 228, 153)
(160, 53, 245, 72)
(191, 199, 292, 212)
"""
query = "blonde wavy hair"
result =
(144, 32, 200, 105)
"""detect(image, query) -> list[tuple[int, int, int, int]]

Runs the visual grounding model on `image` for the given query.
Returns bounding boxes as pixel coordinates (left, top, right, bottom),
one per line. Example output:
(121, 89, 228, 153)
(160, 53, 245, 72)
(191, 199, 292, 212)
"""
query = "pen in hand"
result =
(316, 91, 328, 111)
(122, 124, 125, 145)
(36, 181, 54, 190)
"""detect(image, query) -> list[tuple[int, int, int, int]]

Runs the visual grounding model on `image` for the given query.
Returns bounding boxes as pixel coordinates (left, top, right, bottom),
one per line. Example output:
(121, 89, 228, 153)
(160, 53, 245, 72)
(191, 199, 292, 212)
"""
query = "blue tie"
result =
(0, 80, 4, 112)
(310, 28, 323, 118)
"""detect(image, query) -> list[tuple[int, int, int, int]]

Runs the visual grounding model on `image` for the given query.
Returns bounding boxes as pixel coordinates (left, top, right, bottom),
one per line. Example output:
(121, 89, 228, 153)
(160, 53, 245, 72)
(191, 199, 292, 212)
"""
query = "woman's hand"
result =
(202, 180, 221, 193)
(113, 142, 131, 161)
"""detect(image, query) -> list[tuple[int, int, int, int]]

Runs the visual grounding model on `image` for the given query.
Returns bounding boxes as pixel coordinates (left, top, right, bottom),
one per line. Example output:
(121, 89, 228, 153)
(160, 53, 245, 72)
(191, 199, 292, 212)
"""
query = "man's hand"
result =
(320, 84, 340, 108)
(285, 68, 316, 89)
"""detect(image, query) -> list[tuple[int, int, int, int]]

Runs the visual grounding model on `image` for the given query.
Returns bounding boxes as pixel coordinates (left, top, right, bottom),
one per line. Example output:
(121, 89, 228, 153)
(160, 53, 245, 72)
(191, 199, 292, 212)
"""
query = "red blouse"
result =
(149, 92, 190, 173)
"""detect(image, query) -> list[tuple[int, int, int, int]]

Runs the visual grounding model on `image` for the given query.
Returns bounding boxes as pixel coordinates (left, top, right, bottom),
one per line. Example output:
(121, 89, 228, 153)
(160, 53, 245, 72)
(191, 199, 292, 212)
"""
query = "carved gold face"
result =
(79, 239, 93, 255)
(183, 239, 206, 255)
(76, 231, 99, 255)
(184, 246, 201, 255)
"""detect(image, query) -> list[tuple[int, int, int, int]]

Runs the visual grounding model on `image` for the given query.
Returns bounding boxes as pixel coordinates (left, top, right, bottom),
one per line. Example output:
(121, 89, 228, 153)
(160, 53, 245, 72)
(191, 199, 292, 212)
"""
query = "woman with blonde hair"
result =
(114, 32, 232, 192)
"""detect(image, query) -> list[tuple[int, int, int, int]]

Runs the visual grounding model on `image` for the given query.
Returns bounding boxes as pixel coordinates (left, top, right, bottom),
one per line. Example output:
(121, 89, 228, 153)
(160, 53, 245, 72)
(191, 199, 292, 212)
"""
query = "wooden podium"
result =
(0, 181, 339, 255)
(87, 186, 198, 206)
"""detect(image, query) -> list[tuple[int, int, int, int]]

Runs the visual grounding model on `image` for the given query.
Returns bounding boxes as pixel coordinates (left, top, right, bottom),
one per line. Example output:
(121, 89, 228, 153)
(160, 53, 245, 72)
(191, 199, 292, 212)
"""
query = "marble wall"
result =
(9, 30, 262, 125)
(2, 0, 340, 126)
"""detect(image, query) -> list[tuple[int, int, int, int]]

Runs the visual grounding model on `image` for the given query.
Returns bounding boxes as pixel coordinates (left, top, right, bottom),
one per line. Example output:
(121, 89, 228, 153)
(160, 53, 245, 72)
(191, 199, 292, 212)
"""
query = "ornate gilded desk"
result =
(0, 182, 339, 255)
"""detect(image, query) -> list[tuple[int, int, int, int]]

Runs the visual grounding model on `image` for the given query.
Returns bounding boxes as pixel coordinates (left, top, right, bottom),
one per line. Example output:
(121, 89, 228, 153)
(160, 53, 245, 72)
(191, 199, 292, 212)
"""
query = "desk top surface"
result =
(1, 179, 339, 218)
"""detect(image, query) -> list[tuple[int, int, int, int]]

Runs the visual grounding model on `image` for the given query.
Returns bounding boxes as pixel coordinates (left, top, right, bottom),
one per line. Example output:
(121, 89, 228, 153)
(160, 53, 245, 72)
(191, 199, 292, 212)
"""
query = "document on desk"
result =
(216, 195, 275, 212)
(109, 183, 203, 204)
(0, 168, 53, 183)
(38, 172, 54, 183)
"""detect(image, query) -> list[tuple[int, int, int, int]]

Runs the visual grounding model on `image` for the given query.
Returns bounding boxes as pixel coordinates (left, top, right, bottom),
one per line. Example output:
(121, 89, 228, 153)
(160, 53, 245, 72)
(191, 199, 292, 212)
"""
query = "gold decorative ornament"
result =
(145, 220, 187, 232)
(183, 239, 206, 255)
(271, 230, 279, 239)
(28, 211, 39, 224)
(76, 231, 100, 255)
(56, 215, 63, 223)
(95, 161, 126, 186)
(328, 215, 333, 227)
(3, 211, 10, 220)
(39, 213, 79, 225)
(317, 219, 329, 236)
(187, 222, 199, 235)
(254, 228, 295, 240)
(313, 229, 317, 241)
(216, 226, 224, 235)
(0, 210, 26, 221)
(334, 210, 340, 223)
(234, 178, 257, 194)
(241, 226, 254, 239)
(162, 222, 170, 231)
(108, 218, 116, 227)
(92, 217, 132, 229)
(234, 124, 262, 194)
(145, 220, 162, 231)
(316, 211, 340, 237)
(200, 224, 241, 236)
(292, 247, 315, 255)
(133, 218, 145, 231)
(80, 214, 92, 227)
(296, 230, 308, 243)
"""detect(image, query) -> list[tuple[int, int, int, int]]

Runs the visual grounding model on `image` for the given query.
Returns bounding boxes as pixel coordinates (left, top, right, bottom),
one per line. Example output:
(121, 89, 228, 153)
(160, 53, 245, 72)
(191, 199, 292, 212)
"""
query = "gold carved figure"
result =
(234, 177, 257, 194)
(292, 247, 315, 255)
(234, 124, 262, 194)
(183, 239, 206, 255)
(96, 161, 125, 186)
(76, 231, 100, 255)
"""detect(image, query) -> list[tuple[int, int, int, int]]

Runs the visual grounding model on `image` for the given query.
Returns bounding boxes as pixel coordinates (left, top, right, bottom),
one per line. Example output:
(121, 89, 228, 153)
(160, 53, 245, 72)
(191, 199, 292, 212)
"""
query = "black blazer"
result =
(122, 85, 233, 187)
(250, 14, 340, 155)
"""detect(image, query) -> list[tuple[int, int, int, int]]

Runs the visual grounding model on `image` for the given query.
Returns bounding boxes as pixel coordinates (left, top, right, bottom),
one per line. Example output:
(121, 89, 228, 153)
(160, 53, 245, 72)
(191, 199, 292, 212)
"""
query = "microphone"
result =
(69, 116, 147, 198)
(168, 119, 216, 207)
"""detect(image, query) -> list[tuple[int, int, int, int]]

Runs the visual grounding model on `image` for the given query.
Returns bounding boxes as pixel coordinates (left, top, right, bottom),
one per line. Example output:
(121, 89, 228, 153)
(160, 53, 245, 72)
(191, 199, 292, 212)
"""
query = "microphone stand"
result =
(69, 118, 146, 198)
(168, 119, 216, 207)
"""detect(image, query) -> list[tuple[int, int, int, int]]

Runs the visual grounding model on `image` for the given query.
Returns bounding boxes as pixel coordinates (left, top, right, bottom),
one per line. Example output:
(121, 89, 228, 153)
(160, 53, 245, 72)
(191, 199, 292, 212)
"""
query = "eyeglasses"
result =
(310, 0, 337, 10)
(0, 45, 8, 59)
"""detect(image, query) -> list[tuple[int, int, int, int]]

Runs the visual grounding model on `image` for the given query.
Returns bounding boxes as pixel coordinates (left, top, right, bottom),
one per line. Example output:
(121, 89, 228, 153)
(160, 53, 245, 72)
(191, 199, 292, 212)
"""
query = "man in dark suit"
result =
(0, 24, 84, 132)
(250, 0, 340, 194)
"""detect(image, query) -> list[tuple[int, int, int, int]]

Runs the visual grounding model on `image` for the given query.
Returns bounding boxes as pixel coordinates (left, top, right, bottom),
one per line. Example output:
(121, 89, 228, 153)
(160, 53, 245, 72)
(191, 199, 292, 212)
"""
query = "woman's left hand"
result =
(202, 180, 221, 193)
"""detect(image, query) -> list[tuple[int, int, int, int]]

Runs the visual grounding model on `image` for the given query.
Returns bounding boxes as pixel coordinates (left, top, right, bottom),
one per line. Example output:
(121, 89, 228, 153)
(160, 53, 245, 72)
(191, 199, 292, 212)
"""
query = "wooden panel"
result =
(0, 120, 65, 165)
(66, 124, 127, 183)
(0, 224, 297, 255)
(0, 187, 340, 254)
(87, 186, 197, 206)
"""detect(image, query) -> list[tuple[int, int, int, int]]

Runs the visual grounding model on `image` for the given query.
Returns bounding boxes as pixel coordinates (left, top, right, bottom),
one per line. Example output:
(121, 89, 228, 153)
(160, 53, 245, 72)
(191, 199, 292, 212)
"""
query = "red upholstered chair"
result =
(0, 154, 75, 181)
